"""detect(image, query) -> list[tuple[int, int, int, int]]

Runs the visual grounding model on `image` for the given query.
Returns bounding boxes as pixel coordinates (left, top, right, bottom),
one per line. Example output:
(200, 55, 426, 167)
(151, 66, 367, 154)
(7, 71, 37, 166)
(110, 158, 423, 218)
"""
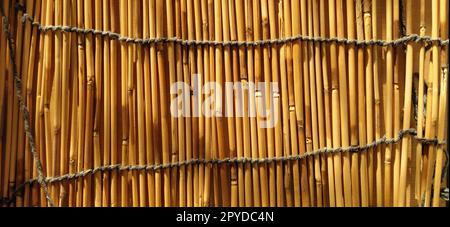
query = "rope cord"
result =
(19, 12, 449, 48)
(1, 128, 446, 205)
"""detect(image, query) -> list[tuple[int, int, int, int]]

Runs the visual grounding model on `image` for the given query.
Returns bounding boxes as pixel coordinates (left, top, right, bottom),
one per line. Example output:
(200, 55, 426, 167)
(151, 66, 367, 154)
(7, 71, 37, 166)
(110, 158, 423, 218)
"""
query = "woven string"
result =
(0, 5, 55, 207)
(20, 12, 449, 48)
(1, 127, 446, 205)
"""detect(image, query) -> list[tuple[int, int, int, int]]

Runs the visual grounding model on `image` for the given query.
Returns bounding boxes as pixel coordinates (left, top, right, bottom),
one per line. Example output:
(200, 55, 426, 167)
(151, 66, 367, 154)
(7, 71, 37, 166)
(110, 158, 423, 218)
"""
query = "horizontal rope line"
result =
(21, 13, 449, 47)
(6, 129, 444, 193)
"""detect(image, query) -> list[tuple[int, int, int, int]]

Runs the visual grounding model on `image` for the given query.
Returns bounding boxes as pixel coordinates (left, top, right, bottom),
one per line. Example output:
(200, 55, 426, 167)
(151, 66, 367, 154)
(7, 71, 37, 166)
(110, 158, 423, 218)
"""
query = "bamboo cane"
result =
(186, 0, 195, 207)
(371, 0, 384, 207)
(348, 0, 361, 207)
(167, 0, 179, 207)
(16, 0, 34, 207)
(312, 0, 328, 207)
(69, 20, 79, 207)
(300, 0, 316, 206)
(235, 0, 253, 207)
(217, 0, 231, 207)
(110, 0, 120, 207)
(41, 0, 54, 207)
(222, 0, 238, 207)
(194, 0, 204, 207)
(253, 0, 269, 207)
(189, 0, 201, 208)
(32, 1, 44, 206)
(119, 0, 129, 207)
(40, 2, 54, 206)
(13, 0, 28, 207)
(362, 0, 374, 207)
(135, 0, 147, 207)
(178, 0, 187, 207)
(392, 0, 401, 206)
(0, 0, 7, 203)
(291, 0, 308, 207)
(245, 0, 261, 207)
(102, 0, 111, 207)
(384, 0, 394, 207)
(397, 0, 414, 207)
(67, 0, 78, 207)
(149, 0, 161, 207)
(423, 0, 441, 207)
(260, 0, 276, 207)
(279, 0, 292, 207)
(413, 0, 426, 204)
(13, 0, 26, 205)
(142, 0, 154, 208)
(128, 0, 139, 207)
(328, 0, 344, 207)
(227, 0, 241, 207)
(307, 0, 323, 207)
(201, 0, 214, 207)
(420, 55, 433, 202)
(318, 0, 336, 207)
(75, 0, 86, 207)
(92, 0, 103, 207)
(432, 0, 448, 207)
(432, 68, 447, 207)
(83, 0, 96, 207)
(57, 0, 70, 207)
(156, 0, 171, 207)
(335, 0, 352, 207)
(267, 0, 284, 207)
(22, 0, 37, 206)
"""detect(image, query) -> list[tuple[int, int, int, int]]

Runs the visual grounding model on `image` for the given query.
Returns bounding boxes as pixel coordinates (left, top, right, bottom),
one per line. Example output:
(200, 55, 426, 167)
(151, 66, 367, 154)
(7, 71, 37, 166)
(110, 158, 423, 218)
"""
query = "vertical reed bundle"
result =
(0, 0, 447, 208)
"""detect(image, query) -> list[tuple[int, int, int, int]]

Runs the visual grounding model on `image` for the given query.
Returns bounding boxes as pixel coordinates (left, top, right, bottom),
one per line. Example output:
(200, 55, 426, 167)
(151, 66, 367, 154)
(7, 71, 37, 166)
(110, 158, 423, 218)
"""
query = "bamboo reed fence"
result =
(0, 0, 448, 207)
